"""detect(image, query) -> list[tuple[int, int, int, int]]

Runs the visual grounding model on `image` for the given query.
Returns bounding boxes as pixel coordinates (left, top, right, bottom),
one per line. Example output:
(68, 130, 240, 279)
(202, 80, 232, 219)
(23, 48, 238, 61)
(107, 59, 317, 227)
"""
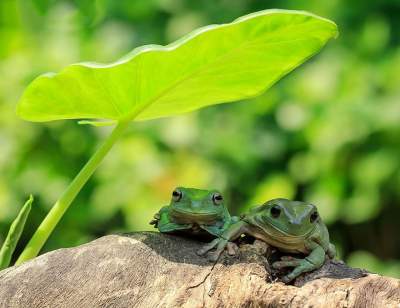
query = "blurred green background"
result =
(1, 0, 399, 278)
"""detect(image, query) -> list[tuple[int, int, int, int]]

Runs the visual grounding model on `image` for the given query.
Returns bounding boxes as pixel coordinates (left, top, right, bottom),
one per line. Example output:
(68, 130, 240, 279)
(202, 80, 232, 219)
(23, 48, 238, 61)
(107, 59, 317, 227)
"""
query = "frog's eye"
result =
(310, 211, 319, 223)
(172, 189, 182, 202)
(212, 193, 223, 205)
(270, 205, 281, 218)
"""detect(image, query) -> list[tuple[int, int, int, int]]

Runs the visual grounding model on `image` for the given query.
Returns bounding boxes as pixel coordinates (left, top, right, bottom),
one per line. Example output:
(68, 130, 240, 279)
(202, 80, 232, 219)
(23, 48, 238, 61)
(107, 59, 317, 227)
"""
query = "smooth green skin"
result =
(17, 10, 337, 123)
(198, 198, 336, 283)
(15, 10, 337, 263)
(150, 187, 236, 238)
(0, 195, 33, 269)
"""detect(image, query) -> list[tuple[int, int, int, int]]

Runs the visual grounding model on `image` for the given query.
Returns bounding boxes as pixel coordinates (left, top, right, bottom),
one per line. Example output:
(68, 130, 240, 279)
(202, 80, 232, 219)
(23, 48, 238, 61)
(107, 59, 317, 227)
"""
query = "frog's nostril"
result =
(191, 201, 201, 208)
(289, 219, 301, 225)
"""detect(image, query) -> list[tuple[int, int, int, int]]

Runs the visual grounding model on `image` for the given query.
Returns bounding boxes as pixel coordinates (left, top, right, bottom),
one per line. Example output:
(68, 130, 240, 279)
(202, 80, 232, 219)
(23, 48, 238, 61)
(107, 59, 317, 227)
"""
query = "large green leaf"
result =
(17, 9, 337, 123)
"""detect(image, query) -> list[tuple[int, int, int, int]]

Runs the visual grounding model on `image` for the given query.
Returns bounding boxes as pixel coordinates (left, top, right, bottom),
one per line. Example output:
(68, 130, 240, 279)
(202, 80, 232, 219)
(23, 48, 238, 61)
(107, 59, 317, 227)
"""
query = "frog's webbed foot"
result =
(226, 242, 239, 256)
(196, 238, 220, 256)
(198, 220, 246, 261)
(272, 255, 322, 283)
(196, 237, 229, 262)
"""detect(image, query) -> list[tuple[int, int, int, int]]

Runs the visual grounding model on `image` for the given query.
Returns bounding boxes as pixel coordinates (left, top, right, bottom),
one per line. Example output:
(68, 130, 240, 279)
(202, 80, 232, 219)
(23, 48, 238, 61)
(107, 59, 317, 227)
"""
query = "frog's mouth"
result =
(171, 208, 221, 224)
(269, 222, 316, 238)
(253, 216, 317, 239)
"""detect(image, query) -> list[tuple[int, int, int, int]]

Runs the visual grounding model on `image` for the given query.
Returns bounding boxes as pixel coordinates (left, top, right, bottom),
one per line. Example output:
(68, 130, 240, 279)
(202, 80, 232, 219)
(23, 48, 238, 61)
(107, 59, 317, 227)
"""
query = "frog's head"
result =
(254, 198, 320, 236)
(169, 187, 225, 217)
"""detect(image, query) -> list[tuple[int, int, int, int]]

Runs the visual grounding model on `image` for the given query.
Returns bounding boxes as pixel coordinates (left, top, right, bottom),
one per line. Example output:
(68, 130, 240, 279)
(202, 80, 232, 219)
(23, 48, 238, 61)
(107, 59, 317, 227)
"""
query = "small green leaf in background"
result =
(17, 9, 338, 123)
(0, 195, 33, 269)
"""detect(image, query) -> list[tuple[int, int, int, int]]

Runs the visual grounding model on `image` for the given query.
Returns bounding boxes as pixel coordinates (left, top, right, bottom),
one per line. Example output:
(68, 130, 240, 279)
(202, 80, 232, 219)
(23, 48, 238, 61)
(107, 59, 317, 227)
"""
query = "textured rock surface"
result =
(0, 232, 399, 307)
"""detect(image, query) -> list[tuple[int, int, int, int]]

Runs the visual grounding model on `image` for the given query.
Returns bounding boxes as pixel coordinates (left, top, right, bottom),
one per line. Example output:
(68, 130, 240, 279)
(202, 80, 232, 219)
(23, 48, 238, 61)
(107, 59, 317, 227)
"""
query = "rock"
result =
(0, 232, 399, 307)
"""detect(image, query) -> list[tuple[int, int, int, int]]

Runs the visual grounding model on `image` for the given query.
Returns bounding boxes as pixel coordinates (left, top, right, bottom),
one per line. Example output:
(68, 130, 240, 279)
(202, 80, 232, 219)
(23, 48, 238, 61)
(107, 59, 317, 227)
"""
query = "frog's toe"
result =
(272, 262, 283, 269)
(149, 219, 158, 226)
(272, 259, 302, 269)
(226, 242, 239, 255)
(197, 238, 220, 257)
(281, 275, 294, 284)
(196, 248, 207, 256)
(207, 252, 220, 262)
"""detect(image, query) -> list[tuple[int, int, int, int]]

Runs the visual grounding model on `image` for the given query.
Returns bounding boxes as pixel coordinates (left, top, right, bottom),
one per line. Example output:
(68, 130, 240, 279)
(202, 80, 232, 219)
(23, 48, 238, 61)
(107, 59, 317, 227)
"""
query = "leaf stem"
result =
(15, 119, 130, 265)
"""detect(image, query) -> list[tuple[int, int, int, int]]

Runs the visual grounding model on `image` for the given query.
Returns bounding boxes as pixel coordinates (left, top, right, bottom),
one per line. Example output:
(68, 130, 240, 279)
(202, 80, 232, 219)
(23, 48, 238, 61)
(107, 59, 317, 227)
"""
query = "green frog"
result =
(150, 187, 237, 238)
(197, 198, 336, 282)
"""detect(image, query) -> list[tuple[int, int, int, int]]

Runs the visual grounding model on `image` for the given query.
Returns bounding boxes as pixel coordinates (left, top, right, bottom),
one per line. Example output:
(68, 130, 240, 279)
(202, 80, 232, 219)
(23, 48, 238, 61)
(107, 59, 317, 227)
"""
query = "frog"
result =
(150, 187, 237, 239)
(197, 198, 336, 283)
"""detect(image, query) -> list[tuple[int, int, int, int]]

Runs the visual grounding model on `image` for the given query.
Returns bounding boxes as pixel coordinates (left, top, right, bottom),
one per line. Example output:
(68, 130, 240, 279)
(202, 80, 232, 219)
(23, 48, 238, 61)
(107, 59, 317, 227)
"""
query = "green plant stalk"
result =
(0, 195, 33, 269)
(15, 119, 131, 265)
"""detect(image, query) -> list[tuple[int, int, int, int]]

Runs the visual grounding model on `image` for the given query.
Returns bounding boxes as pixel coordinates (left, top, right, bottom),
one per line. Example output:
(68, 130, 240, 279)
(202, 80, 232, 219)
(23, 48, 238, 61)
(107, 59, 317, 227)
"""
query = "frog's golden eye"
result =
(212, 193, 223, 205)
(310, 211, 319, 223)
(172, 189, 182, 202)
(270, 205, 281, 218)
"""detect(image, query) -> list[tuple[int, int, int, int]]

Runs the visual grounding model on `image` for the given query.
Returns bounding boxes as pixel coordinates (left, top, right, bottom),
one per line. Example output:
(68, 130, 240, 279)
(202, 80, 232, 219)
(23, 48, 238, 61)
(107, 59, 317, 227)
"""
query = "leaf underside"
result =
(17, 9, 338, 123)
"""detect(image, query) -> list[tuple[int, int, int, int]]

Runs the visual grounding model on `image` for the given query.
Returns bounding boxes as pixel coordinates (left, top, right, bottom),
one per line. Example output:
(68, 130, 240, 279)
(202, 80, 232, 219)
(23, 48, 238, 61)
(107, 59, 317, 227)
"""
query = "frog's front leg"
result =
(197, 220, 247, 261)
(158, 222, 193, 233)
(272, 245, 326, 283)
(200, 216, 234, 237)
(327, 243, 336, 259)
(200, 225, 224, 238)
(149, 206, 169, 228)
(152, 206, 192, 233)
